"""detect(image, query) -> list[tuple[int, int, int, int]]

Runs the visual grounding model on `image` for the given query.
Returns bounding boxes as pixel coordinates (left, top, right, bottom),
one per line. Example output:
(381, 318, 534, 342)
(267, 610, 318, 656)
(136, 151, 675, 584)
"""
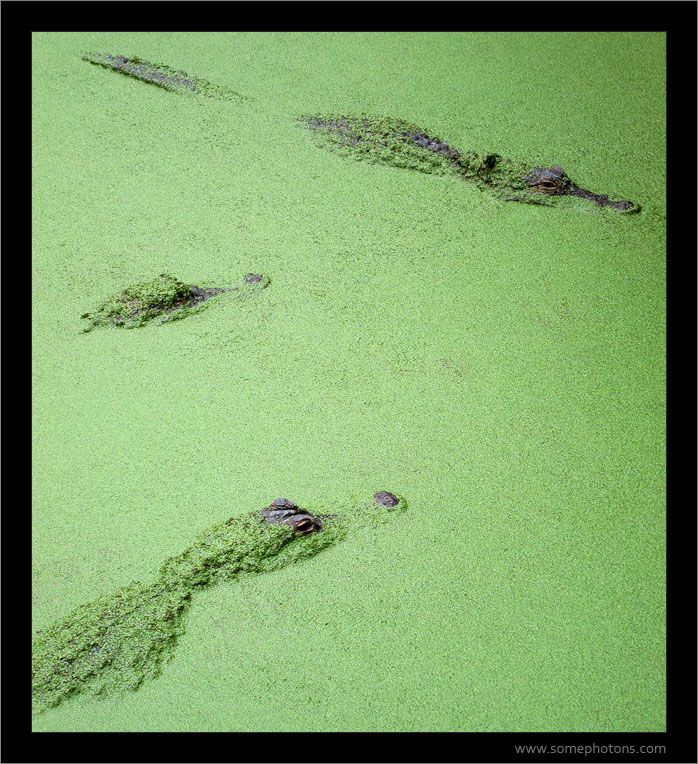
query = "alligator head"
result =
(260, 498, 322, 535)
(522, 165, 638, 213)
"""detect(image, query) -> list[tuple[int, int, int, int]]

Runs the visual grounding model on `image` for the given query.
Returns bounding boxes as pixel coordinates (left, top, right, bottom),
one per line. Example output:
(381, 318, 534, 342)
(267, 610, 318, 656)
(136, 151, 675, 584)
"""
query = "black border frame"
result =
(11, 2, 696, 762)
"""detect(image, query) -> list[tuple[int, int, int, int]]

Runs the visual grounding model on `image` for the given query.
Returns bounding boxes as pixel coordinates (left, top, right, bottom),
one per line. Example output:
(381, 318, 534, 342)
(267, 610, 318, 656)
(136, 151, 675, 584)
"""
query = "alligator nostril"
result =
(374, 491, 400, 508)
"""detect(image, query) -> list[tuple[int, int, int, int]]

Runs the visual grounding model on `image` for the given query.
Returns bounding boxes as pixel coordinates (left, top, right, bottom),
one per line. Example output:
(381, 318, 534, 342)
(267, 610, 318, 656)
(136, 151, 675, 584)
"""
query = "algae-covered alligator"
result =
(80, 272, 269, 332)
(32, 492, 406, 715)
(82, 54, 640, 214)
(301, 115, 639, 213)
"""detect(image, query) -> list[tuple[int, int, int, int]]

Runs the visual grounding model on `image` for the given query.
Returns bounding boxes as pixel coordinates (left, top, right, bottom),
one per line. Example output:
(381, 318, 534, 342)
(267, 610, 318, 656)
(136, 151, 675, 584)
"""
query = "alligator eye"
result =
(292, 517, 315, 535)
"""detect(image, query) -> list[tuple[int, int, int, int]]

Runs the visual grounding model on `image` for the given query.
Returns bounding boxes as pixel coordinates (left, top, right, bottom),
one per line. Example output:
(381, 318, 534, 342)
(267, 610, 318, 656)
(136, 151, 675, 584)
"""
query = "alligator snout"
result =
(260, 492, 404, 536)
(524, 165, 638, 212)
(373, 491, 400, 508)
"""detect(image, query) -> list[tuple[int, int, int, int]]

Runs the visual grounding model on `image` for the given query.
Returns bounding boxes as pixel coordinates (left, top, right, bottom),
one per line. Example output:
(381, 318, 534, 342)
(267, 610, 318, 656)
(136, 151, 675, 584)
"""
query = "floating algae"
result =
(80, 273, 269, 332)
(300, 114, 639, 213)
(32, 493, 406, 715)
(82, 53, 250, 103)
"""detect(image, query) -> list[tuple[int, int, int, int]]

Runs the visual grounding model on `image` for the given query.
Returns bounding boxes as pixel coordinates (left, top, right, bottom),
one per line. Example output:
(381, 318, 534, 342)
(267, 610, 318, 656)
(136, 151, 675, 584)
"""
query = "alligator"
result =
(82, 54, 639, 214)
(80, 273, 269, 332)
(301, 115, 639, 213)
(32, 492, 406, 715)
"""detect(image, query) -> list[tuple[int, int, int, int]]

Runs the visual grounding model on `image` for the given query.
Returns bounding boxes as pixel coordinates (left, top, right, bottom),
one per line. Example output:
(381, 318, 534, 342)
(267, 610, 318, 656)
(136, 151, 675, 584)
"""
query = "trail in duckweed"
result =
(32, 495, 405, 715)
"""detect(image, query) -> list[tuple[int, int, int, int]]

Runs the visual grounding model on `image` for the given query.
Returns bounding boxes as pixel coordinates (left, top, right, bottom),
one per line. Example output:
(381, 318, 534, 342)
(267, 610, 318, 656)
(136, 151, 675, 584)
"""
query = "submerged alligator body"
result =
(82, 53, 250, 102)
(301, 115, 639, 213)
(32, 493, 406, 715)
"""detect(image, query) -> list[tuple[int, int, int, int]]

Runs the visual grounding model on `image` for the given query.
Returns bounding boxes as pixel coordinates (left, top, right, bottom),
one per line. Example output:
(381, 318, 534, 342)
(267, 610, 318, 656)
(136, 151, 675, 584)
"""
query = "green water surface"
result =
(32, 31, 665, 731)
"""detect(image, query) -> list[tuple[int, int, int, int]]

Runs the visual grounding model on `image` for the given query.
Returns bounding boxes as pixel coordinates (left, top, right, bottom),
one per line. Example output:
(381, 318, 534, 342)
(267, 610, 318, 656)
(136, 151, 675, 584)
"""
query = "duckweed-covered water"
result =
(32, 32, 665, 732)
